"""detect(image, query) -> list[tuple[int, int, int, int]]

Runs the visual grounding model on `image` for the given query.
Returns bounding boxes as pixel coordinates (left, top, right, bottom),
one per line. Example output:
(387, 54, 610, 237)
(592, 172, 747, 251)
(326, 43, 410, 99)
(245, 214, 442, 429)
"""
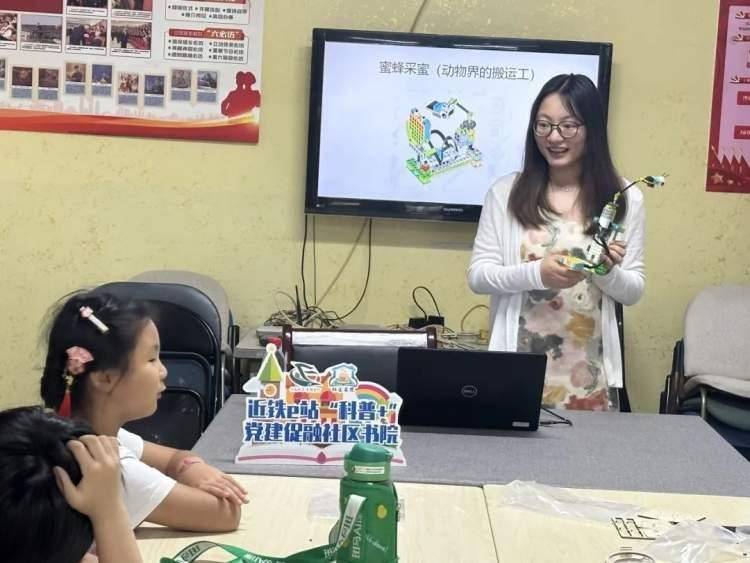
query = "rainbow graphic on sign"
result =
(355, 382, 388, 404)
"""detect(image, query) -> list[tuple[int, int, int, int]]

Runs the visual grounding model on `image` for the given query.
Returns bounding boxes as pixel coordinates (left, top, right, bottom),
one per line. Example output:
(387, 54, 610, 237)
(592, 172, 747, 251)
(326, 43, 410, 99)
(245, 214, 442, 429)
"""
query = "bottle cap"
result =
(344, 443, 392, 482)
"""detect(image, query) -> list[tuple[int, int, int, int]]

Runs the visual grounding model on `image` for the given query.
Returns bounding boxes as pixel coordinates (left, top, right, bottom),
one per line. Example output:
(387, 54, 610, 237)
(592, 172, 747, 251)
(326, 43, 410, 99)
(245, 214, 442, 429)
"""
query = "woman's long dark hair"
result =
(508, 73, 624, 231)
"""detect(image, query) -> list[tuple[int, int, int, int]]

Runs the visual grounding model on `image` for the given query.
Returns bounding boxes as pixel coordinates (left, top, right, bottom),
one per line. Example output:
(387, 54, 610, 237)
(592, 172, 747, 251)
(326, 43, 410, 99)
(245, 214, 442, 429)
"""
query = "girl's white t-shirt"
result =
(116, 428, 177, 528)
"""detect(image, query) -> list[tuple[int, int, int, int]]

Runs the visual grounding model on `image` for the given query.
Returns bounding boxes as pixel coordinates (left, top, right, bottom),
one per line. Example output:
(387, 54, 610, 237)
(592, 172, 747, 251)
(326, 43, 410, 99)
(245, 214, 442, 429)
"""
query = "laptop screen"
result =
(396, 348, 547, 431)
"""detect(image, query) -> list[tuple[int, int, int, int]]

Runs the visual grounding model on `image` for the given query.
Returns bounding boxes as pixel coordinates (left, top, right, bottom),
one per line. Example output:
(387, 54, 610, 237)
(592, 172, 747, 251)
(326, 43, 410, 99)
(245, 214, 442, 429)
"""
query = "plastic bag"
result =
(643, 520, 750, 562)
(307, 491, 339, 519)
(501, 480, 641, 523)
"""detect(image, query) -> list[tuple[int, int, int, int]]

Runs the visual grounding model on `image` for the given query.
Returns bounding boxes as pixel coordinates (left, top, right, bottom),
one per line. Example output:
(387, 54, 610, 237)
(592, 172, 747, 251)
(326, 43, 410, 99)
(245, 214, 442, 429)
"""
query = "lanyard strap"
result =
(160, 494, 365, 563)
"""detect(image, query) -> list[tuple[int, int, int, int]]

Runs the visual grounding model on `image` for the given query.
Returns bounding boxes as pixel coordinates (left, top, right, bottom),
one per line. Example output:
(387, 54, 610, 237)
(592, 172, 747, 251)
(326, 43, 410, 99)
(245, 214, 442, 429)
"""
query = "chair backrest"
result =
(98, 281, 222, 352)
(95, 281, 221, 354)
(684, 285, 750, 381)
(162, 352, 213, 412)
(290, 345, 399, 390)
(124, 388, 204, 450)
(129, 270, 232, 352)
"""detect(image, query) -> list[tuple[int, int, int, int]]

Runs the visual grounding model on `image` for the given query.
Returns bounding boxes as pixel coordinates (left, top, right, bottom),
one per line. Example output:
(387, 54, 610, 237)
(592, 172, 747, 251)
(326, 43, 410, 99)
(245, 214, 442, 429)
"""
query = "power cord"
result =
(315, 219, 368, 307)
(411, 285, 441, 320)
(460, 304, 489, 332)
(284, 218, 373, 328)
(409, 0, 429, 33)
(313, 215, 317, 306)
(539, 407, 573, 427)
(336, 219, 373, 320)
(301, 215, 311, 309)
(264, 292, 342, 329)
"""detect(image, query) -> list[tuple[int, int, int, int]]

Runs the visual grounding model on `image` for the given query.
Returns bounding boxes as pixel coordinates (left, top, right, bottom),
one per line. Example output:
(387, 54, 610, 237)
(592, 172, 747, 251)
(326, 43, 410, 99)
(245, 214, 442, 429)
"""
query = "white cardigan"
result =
(467, 173, 646, 388)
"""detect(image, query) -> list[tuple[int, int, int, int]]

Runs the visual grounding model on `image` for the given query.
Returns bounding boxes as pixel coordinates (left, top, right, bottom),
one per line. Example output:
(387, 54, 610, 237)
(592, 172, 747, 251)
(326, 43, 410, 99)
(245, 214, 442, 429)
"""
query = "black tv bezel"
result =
(305, 28, 613, 223)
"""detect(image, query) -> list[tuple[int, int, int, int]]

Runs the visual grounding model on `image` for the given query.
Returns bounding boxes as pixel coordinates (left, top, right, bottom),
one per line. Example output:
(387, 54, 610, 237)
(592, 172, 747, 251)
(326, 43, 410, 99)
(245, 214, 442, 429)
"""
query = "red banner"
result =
(707, 0, 750, 193)
(0, 0, 62, 13)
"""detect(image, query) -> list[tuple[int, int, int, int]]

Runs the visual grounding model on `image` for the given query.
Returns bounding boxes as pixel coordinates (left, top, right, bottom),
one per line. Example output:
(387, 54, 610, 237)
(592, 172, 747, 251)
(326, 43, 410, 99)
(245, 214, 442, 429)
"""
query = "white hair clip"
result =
(79, 306, 110, 334)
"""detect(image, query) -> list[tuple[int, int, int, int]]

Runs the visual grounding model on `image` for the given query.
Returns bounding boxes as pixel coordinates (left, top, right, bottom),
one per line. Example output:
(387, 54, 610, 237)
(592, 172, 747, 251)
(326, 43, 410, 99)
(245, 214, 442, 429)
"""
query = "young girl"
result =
(468, 74, 645, 412)
(0, 406, 141, 563)
(40, 291, 247, 531)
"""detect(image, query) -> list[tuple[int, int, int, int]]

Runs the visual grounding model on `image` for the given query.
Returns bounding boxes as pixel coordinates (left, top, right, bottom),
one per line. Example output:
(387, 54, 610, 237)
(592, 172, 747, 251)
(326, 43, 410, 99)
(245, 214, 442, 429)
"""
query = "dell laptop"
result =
(396, 348, 547, 431)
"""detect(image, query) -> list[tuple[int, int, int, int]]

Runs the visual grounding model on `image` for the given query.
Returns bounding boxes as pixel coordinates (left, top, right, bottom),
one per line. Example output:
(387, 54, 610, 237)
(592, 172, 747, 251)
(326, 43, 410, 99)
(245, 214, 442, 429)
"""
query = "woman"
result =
(467, 74, 645, 411)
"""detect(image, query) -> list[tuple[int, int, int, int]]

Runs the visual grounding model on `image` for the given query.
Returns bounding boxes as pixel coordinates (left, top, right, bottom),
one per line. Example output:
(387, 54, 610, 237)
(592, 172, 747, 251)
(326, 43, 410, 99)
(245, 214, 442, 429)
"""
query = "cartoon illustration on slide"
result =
(405, 97, 482, 184)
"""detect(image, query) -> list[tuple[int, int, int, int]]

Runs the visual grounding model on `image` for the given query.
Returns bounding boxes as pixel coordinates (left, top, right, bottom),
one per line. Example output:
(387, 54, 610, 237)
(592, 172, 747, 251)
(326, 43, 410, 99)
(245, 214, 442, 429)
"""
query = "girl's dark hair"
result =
(0, 406, 94, 563)
(509, 73, 625, 231)
(41, 291, 151, 413)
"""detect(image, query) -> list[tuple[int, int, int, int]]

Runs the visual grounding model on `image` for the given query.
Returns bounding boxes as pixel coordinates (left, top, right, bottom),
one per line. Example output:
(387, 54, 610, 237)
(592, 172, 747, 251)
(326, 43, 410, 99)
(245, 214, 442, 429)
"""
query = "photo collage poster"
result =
(0, 0, 263, 142)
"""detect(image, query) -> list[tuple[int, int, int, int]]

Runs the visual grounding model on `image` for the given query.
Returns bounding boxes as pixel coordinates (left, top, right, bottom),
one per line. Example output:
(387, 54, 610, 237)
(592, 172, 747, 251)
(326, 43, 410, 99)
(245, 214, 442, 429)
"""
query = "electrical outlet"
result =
(408, 315, 444, 328)
(408, 317, 427, 329)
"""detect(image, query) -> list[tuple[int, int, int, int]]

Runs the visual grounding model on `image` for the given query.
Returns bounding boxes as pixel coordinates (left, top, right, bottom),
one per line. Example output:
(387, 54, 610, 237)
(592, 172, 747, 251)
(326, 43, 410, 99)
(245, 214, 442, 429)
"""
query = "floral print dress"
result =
(517, 219, 611, 411)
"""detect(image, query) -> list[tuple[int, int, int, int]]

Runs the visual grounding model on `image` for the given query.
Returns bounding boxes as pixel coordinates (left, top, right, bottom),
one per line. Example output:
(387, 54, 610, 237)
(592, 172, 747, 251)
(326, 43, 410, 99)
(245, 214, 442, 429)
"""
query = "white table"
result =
(484, 485, 750, 563)
(137, 474, 498, 563)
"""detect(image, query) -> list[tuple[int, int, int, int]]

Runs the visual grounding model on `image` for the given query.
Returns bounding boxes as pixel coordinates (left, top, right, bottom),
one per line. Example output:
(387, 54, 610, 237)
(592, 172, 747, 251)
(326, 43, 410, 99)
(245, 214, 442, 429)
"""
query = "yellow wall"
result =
(1, 0, 748, 412)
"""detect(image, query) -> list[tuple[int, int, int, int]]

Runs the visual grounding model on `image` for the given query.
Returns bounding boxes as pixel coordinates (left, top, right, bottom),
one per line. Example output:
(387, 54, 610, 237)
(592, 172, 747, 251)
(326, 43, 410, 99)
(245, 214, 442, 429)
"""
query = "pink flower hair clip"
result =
(58, 346, 93, 418)
(65, 346, 94, 375)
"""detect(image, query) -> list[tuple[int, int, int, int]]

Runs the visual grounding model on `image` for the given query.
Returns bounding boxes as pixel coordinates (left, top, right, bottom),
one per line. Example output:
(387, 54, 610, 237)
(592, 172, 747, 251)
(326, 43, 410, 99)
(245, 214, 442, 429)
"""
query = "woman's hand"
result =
(540, 254, 586, 289)
(600, 240, 627, 272)
(177, 458, 249, 505)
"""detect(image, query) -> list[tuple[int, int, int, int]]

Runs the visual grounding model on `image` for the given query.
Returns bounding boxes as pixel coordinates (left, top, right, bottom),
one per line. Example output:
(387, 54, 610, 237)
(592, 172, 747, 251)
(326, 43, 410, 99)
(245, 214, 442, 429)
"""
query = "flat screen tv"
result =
(305, 28, 613, 222)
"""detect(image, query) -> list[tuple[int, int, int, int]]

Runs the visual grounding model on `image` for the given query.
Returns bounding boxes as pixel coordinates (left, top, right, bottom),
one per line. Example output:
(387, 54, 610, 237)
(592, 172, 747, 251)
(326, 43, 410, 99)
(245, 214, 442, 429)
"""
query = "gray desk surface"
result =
(235, 331, 266, 359)
(195, 395, 750, 497)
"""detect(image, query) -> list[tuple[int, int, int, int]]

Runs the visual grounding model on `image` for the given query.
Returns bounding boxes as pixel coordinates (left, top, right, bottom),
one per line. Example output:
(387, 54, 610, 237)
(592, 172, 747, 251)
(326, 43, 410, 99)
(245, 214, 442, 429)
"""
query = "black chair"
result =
(129, 270, 240, 394)
(159, 351, 214, 410)
(124, 388, 205, 450)
(94, 281, 223, 432)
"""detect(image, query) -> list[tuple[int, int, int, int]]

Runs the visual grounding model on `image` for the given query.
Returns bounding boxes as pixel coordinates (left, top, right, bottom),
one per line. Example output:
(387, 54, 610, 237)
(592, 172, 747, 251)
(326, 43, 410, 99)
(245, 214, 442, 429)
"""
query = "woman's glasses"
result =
(533, 120, 583, 139)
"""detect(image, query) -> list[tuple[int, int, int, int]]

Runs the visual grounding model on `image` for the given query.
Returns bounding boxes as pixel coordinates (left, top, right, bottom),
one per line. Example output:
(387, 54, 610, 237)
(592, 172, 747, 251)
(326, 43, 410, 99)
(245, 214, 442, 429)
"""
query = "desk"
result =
(194, 396, 750, 496)
(234, 331, 266, 360)
(136, 474, 498, 563)
(484, 485, 750, 563)
(232, 332, 272, 393)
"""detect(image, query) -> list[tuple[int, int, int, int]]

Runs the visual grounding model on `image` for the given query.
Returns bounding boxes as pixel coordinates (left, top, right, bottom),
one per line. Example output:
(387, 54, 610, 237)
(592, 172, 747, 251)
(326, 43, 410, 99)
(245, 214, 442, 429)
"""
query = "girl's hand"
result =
(540, 254, 586, 289)
(177, 458, 249, 505)
(59, 436, 143, 563)
(53, 435, 122, 521)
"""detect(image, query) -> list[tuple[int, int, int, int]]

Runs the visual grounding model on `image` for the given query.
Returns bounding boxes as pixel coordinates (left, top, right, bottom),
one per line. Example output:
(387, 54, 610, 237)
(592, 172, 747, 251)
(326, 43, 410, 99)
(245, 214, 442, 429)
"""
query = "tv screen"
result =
(306, 28, 613, 222)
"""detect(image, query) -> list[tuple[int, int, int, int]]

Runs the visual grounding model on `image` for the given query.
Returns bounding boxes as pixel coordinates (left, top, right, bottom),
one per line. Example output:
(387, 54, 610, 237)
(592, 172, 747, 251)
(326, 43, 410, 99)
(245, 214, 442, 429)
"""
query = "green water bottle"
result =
(338, 443, 399, 563)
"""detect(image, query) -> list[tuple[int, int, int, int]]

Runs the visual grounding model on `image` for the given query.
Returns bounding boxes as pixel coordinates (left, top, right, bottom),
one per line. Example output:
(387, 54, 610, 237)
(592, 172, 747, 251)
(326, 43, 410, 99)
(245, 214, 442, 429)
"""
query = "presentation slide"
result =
(317, 41, 600, 206)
